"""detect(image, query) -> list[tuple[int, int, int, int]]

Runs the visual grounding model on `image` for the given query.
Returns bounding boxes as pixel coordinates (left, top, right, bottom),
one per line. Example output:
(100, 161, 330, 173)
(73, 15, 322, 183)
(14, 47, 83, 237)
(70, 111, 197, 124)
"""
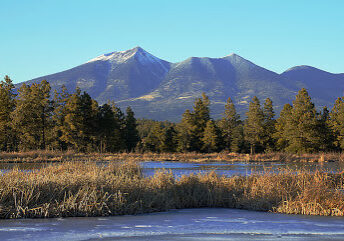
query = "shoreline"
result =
(0, 151, 343, 163)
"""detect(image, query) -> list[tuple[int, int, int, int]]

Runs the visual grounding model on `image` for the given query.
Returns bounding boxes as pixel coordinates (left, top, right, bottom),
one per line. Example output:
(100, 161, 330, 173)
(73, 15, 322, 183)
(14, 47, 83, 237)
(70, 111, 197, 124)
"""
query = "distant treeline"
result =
(1, 76, 344, 153)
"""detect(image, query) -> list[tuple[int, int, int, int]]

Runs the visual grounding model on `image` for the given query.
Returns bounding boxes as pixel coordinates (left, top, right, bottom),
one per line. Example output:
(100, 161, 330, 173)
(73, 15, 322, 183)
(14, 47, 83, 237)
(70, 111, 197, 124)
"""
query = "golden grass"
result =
(0, 161, 344, 219)
(0, 151, 343, 163)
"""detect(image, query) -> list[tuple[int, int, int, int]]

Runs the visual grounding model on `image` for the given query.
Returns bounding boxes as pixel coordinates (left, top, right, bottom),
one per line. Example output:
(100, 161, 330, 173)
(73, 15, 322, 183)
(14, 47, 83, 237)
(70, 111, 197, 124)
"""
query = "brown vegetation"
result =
(1, 161, 344, 219)
(0, 151, 343, 163)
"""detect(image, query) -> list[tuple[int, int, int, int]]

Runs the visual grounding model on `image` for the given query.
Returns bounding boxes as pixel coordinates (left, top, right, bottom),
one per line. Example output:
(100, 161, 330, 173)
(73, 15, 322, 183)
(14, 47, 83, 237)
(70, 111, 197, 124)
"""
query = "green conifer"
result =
(60, 89, 98, 152)
(12, 80, 52, 150)
(285, 88, 321, 153)
(202, 120, 221, 152)
(262, 98, 276, 152)
(244, 96, 265, 154)
(124, 107, 139, 152)
(219, 97, 242, 152)
(0, 76, 16, 151)
(274, 103, 292, 151)
(330, 97, 344, 150)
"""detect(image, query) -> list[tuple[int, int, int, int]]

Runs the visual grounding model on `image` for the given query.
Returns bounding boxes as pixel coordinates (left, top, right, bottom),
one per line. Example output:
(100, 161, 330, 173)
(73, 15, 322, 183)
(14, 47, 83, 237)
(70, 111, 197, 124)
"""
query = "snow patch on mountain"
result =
(87, 47, 169, 72)
(87, 48, 137, 63)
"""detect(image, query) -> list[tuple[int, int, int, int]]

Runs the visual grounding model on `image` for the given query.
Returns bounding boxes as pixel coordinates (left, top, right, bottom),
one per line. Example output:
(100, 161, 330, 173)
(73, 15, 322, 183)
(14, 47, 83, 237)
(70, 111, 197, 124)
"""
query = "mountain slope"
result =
(281, 65, 344, 107)
(19, 47, 344, 121)
(117, 54, 297, 120)
(22, 47, 170, 103)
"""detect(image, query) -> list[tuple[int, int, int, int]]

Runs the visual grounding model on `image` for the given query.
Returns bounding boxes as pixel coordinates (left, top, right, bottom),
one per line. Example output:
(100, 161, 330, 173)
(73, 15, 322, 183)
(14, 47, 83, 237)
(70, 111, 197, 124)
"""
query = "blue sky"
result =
(1, 0, 344, 83)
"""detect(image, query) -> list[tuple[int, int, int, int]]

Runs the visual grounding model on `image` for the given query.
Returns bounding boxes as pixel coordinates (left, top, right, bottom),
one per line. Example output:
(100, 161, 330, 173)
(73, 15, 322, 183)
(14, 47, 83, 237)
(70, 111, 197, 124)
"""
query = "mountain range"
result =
(19, 47, 344, 121)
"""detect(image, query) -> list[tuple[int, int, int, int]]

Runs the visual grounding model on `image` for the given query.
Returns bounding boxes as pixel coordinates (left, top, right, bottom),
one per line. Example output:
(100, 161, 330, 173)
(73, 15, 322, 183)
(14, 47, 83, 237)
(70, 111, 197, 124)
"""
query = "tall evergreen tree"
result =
(318, 106, 335, 151)
(177, 93, 211, 152)
(12, 80, 52, 150)
(284, 88, 321, 153)
(262, 98, 276, 152)
(97, 103, 117, 152)
(330, 97, 344, 150)
(124, 106, 139, 152)
(191, 93, 211, 150)
(244, 96, 265, 154)
(176, 109, 195, 152)
(142, 122, 164, 152)
(60, 89, 98, 152)
(111, 104, 126, 152)
(202, 120, 221, 152)
(274, 103, 292, 151)
(52, 85, 70, 150)
(219, 97, 242, 152)
(160, 126, 177, 153)
(0, 76, 16, 151)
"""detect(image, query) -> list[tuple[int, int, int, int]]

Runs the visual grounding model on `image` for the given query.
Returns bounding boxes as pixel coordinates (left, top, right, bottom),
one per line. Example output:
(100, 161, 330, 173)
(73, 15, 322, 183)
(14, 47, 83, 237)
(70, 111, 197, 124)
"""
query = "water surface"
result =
(1, 161, 343, 178)
(1, 208, 344, 241)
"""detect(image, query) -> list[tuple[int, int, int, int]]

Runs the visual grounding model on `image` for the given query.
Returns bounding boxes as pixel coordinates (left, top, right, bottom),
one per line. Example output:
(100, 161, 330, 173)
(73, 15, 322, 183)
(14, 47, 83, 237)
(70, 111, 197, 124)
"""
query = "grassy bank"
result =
(0, 150, 343, 163)
(1, 161, 344, 219)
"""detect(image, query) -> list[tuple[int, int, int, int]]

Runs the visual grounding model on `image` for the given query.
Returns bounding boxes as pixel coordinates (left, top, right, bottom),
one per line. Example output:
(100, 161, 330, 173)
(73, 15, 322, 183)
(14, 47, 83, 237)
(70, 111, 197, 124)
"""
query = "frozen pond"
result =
(1, 208, 344, 240)
(1, 161, 344, 240)
(140, 161, 344, 177)
(1, 160, 344, 178)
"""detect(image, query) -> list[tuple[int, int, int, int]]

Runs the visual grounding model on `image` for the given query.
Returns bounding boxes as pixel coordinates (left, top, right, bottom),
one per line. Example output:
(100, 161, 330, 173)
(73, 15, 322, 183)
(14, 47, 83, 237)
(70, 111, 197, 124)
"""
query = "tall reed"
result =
(0, 161, 344, 219)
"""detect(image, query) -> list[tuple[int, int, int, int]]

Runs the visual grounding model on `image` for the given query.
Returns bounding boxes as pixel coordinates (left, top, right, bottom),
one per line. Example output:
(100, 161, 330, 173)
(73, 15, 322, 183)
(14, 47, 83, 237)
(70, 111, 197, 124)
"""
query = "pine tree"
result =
(262, 98, 276, 152)
(52, 85, 70, 150)
(60, 89, 98, 152)
(142, 122, 164, 152)
(176, 93, 211, 152)
(176, 109, 195, 152)
(330, 97, 344, 150)
(219, 97, 242, 152)
(285, 88, 321, 153)
(244, 96, 265, 154)
(111, 104, 126, 152)
(0, 76, 16, 151)
(202, 120, 221, 152)
(274, 103, 292, 151)
(97, 104, 117, 152)
(317, 106, 334, 151)
(124, 107, 139, 152)
(160, 126, 177, 152)
(191, 93, 211, 150)
(12, 80, 52, 150)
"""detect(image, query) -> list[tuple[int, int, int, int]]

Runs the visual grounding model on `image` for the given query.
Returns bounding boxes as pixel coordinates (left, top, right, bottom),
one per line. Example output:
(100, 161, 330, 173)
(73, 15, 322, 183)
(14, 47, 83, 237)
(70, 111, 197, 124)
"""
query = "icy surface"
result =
(1, 161, 342, 177)
(1, 208, 344, 240)
(140, 161, 343, 178)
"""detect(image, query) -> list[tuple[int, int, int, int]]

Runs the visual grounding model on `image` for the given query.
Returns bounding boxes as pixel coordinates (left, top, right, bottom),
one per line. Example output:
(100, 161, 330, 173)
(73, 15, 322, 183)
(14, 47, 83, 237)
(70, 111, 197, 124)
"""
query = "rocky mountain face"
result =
(19, 47, 344, 121)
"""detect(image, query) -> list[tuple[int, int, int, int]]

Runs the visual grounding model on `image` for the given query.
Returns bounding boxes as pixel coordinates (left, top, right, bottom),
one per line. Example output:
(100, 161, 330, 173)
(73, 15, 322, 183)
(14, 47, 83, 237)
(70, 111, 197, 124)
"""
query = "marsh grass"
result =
(0, 151, 343, 163)
(0, 161, 344, 219)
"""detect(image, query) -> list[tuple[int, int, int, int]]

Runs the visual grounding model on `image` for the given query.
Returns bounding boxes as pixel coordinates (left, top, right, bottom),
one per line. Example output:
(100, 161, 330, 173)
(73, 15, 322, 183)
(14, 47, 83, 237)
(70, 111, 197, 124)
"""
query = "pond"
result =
(1, 160, 344, 240)
(140, 160, 344, 177)
(1, 160, 344, 177)
(1, 208, 344, 240)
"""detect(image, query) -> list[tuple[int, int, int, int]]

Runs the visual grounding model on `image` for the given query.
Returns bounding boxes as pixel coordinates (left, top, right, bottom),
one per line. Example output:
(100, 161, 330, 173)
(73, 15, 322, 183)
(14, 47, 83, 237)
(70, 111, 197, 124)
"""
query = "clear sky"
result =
(1, 0, 344, 83)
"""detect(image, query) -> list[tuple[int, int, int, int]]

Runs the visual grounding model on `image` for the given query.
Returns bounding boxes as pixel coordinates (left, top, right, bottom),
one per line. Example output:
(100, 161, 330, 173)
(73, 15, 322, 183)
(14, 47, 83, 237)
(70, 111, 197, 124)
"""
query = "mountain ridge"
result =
(17, 47, 344, 121)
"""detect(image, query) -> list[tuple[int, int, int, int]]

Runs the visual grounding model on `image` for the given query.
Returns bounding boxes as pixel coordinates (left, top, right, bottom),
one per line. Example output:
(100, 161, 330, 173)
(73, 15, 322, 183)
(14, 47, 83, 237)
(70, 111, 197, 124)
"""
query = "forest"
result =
(1, 76, 344, 154)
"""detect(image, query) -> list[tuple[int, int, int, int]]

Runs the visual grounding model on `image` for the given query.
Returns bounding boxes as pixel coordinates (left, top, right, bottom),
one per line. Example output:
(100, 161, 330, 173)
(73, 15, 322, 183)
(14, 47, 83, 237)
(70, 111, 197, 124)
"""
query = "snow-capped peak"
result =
(86, 46, 165, 66)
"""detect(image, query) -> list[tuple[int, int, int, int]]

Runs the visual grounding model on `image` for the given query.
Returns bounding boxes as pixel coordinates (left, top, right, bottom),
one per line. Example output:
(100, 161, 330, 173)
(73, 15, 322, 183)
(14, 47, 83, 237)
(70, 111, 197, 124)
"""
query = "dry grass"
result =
(0, 151, 343, 163)
(1, 161, 344, 219)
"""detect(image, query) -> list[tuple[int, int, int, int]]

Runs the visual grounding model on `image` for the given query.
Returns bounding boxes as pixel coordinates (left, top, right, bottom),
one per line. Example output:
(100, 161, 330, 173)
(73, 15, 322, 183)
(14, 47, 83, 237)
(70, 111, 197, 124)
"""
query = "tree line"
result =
(137, 91, 344, 154)
(1, 76, 344, 153)
(0, 76, 139, 152)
